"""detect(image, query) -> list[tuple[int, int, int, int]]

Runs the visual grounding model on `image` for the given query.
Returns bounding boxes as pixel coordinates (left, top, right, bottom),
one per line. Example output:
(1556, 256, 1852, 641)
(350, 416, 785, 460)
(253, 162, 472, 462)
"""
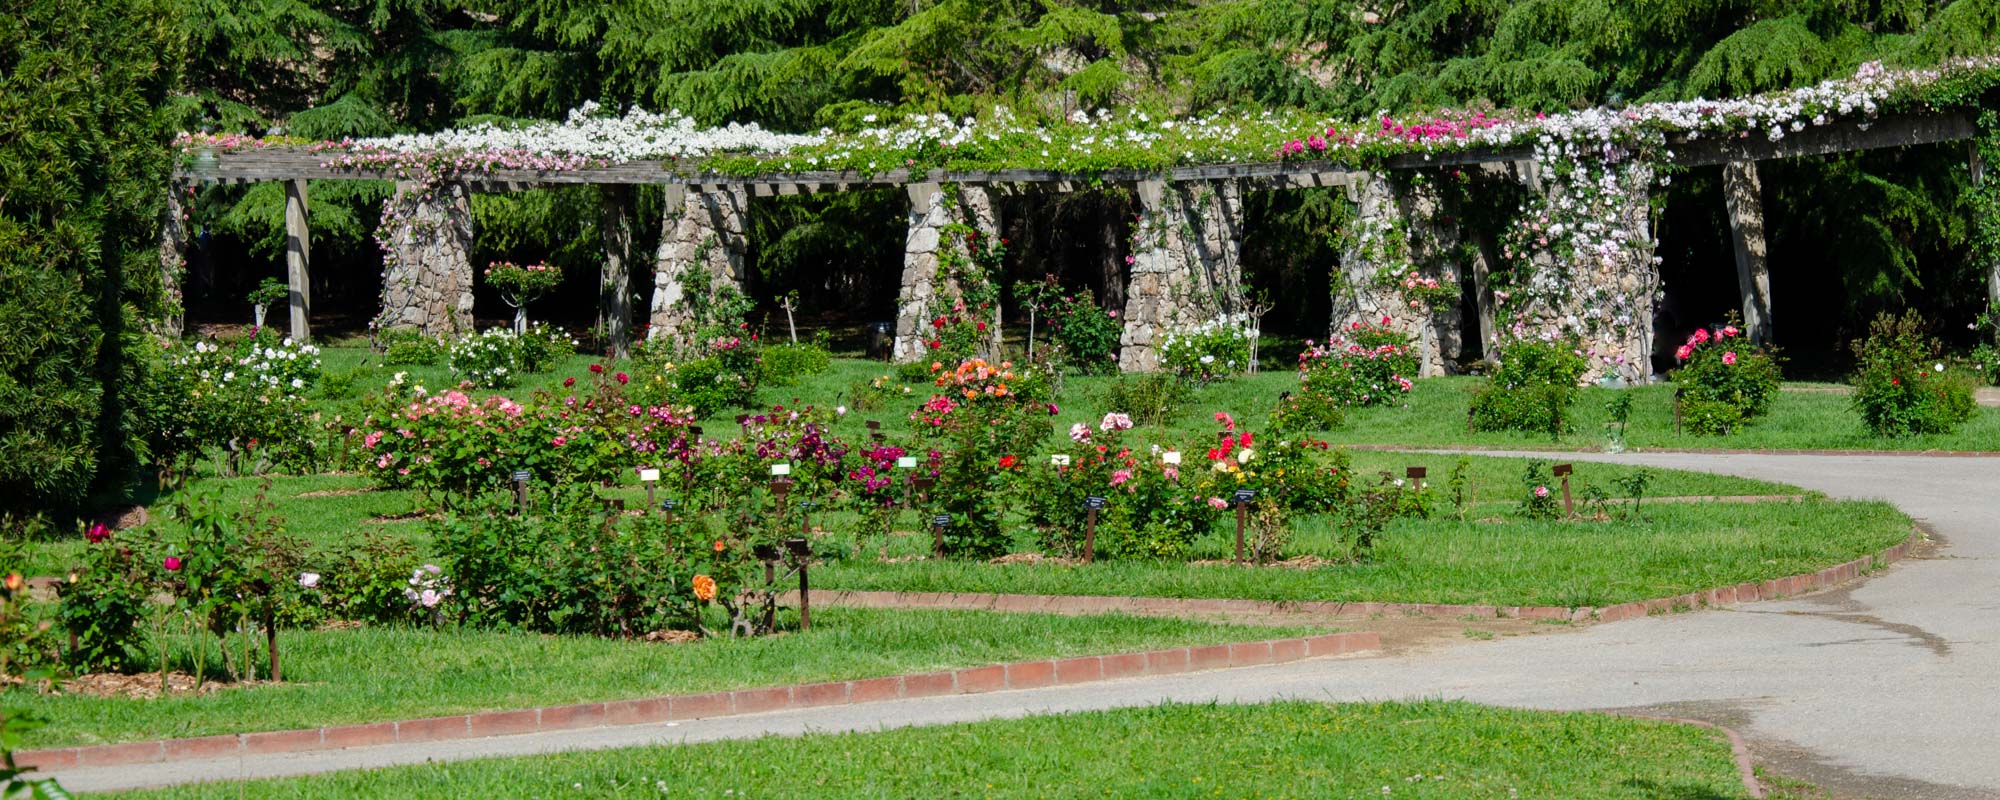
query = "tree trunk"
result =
(1722, 161, 1774, 345)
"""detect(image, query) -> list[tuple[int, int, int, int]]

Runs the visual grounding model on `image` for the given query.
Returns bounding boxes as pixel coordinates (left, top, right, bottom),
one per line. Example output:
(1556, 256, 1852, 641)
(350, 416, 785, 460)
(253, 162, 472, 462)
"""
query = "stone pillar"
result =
(1503, 160, 1658, 384)
(648, 184, 750, 345)
(1331, 173, 1465, 376)
(377, 181, 475, 336)
(1722, 161, 1773, 346)
(1117, 180, 1245, 372)
(599, 185, 633, 358)
(894, 183, 1000, 362)
(158, 180, 189, 337)
(284, 180, 312, 343)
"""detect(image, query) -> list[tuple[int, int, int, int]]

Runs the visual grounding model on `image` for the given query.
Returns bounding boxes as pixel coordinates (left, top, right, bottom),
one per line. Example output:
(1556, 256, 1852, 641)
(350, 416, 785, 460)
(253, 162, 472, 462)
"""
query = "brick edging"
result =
(16, 631, 1378, 772)
(1610, 713, 1766, 799)
(808, 528, 1924, 626)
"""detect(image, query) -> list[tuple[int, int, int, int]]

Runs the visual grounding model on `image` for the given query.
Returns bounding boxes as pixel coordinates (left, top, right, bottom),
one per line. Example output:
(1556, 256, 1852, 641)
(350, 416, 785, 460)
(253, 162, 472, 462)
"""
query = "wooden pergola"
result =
(169, 111, 1982, 371)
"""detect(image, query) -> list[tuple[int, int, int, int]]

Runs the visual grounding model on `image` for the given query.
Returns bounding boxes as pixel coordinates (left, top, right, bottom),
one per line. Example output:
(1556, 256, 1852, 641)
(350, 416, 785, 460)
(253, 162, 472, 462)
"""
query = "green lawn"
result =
(102, 700, 1760, 799)
(817, 498, 1911, 607)
(315, 349, 2000, 452)
(10, 608, 1322, 749)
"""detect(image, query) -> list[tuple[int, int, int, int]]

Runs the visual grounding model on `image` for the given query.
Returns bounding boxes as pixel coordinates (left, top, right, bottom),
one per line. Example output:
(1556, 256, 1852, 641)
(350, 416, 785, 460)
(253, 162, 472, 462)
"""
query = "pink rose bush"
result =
(1671, 319, 1779, 436)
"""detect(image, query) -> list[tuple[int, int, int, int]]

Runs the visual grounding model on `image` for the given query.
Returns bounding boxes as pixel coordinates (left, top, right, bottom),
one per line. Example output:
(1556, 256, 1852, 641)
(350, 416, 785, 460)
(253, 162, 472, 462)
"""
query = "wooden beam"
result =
(283, 179, 311, 342)
(1673, 113, 1976, 167)
(599, 185, 634, 359)
(1721, 161, 1773, 345)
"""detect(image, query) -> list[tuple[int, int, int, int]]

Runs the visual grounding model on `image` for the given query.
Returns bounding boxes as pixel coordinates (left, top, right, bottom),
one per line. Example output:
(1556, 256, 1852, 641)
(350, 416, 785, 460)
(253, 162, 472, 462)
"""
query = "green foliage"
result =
(759, 339, 834, 387)
(1097, 374, 1187, 429)
(1470, 338, 1590, 438)
(1298, 320, 1420, 408)
(1158, 320, 1254, 383)
(381, 330, 446, 366)
(1518, 460, 1561, 520)
(1850, 310, 1976, 436)
(58, 529, 152, 672)
(430, 487, 740, 637)
(245, 277, 290, 308)
(447, 325, 574, 389)
(1042, 289, 1122, 374)
(1671, 320, 1780, 436)
(0, 0, 179, 516)
(1, 710, 71, 800)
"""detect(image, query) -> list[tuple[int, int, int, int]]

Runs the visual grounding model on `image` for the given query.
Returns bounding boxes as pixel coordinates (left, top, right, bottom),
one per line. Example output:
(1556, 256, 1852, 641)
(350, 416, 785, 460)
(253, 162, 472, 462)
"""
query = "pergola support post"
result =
(158, 181, 189, 337)
(1331, 172, 1464, 376)
(598, 185, 633, 358)
(284, 179, 312, 342)
(377, 181, 475, 337)
(893, 183, 1000, 363)
(1722, 160, 1773, 345)
(1117, 179, 1245, 372)
(649, 184, 749, 346)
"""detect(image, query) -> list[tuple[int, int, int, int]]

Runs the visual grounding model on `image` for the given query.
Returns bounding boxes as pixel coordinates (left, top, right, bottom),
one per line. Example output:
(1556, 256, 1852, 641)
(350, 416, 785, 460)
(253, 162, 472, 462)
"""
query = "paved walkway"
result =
(46, 452, 1999, 798)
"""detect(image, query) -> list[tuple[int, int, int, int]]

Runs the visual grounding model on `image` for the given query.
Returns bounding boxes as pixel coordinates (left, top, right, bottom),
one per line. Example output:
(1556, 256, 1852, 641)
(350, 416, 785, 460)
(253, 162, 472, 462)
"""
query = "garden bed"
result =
(98, 701, 1764, 799)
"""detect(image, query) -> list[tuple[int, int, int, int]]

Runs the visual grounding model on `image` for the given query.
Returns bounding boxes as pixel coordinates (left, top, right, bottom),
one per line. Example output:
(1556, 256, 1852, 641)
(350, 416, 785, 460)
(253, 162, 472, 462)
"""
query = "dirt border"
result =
(15, 632, 1378, 772)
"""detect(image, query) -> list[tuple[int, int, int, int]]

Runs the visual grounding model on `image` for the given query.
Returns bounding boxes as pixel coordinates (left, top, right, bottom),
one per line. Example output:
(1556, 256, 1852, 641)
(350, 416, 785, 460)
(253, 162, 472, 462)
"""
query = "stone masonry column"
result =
(1332, 172, 1465, 377)
(157, 180, 190, 337)
(377, 181, 475, 336)
(1505, 160, 1658, 384)
(894, 183, 1000, 362)
(648, 184, 750, 344)
(1117, 180, 1245, 372)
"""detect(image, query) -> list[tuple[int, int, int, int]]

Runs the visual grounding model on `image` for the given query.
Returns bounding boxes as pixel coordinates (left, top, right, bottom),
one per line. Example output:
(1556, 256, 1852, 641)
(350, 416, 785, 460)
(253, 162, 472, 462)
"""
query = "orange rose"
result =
(712, 539, 727, 553)
(3, 573, 22, 593)
(691, 574, 718, 602)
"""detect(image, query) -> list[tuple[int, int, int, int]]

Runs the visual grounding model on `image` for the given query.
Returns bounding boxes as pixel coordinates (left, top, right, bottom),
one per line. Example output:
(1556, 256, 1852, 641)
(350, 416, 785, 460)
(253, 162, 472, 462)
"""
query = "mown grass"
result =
(11, 608, 1321, 749)
(104, 700, 1759, 800)
(817, 499, 1911, 607)
(316, 349, 2000, 451)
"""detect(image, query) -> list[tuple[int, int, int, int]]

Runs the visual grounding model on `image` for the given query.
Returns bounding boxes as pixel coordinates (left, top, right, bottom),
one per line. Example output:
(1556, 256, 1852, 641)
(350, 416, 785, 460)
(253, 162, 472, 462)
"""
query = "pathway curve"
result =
(45, 452, 2000, 798)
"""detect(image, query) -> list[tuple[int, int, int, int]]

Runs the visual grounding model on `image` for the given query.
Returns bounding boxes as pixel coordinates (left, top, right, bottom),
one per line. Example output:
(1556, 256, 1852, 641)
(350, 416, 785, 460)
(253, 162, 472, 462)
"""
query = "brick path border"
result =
(805, 528, 1922, 627)
(15, 631, 1378, 772)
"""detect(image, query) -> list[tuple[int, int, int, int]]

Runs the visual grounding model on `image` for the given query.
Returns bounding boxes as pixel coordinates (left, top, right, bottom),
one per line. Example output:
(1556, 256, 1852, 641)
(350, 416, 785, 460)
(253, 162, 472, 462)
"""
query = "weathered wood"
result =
(283, 179, 311, 342)
(599, 185, 634, 358)
(1673, 113, 1976, 167)
(1721, 161, 1773, 345)
(1466, 228, 1500, 361)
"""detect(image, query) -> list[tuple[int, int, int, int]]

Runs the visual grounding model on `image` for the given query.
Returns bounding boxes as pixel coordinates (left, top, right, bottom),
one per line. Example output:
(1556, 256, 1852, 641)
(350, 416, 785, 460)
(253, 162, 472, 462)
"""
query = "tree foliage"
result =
(0, 0, 182, 515)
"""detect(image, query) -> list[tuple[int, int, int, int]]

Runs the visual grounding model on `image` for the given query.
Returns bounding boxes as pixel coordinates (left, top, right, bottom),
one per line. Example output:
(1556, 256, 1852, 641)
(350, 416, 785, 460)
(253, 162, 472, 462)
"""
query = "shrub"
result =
(1470, 338, 1589, 438)
(1518, 460, 1562, 520)
(1850, 311, 1976, 437)
(1270, 390, 1346, 433)
(1295, 318, 1419, 408)
(1158, 316, 1254, 382)
(447, 325, 572, 389)
(913, 358, 1055, 556)
(1098, 373, 1187, 428)
(759, 338, 833, 386)
(56, 527, 151, 672)
(1043, 290, 1122, 374)
(1670, 319, 1779, 435)
(143, 331, 325, 472)
(1970, 302, 2000, 386)
(381, 330, 446, 366)
(431, 487, 748, 637)
(845, 373, 911, 412)
(0, 0, 178, 516)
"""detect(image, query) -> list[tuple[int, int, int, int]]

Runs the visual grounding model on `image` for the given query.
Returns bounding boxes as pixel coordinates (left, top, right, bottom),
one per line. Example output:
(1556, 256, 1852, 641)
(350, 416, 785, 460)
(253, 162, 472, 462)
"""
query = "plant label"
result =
(1233, 489, 1257, 504)
(639, 469, 661, 482)
(1163, 451, 1181, 464)
(512, 470, 532, 483)
(1051, 454, 1072, 466)
(1405, 466, 1427, 480)
(771, 463, 792, 476)
(1084, 496, 1107, 510)
(897, 456, 918, 469)
(1553, 463, 1574, 477)
(932, 514, 951, 528)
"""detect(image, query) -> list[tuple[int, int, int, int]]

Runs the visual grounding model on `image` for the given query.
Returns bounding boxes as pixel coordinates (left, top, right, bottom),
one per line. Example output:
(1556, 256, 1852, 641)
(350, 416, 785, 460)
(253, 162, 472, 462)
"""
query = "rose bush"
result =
(1671, 320, 1780, 436)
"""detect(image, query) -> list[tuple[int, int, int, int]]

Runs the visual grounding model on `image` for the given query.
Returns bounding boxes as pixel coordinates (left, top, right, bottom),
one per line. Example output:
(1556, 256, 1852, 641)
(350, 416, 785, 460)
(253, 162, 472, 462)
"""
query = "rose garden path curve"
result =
(47, 452, 2000, 798)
